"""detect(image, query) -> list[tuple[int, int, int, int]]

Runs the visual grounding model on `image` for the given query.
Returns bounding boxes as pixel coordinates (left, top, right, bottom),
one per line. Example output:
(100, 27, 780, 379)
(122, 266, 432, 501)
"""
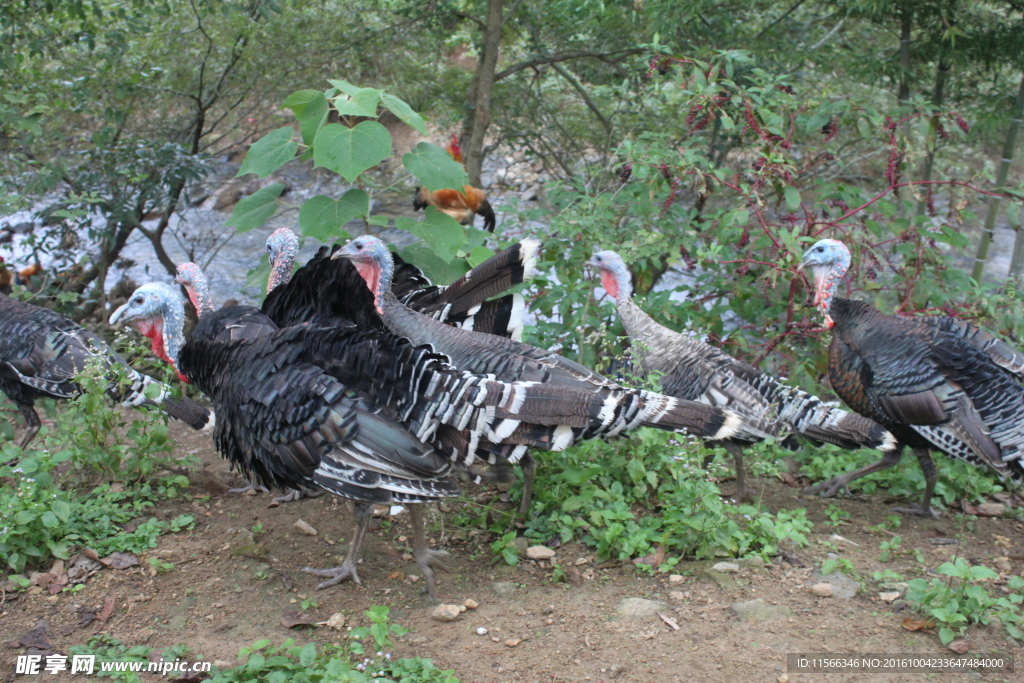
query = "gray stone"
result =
(510, 537, 529, 558)
(526, 545, 556, 560)
(811, 583, 833, 597)
(729, 598, 794, 621)
(978, 503, 1005, 517)
(712, 562, 740, 573)
(880, 581, 909, 596)
(810, 570, 861, 599)
(737, 556, 765, 569)
(615, 597, 667, 620)
(701, 569, 740, 590)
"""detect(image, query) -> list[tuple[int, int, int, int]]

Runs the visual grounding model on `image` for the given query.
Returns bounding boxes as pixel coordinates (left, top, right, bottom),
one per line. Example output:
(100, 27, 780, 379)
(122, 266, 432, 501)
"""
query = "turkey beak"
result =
(330, 248, 351, 261)
(109, 302, 131, 326)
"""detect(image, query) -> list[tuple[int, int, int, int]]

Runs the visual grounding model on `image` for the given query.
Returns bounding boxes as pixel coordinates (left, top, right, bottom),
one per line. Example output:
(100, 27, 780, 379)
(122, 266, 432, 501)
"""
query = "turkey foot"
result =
(226, 483, 269, 495)
(802, 476, 853, 499)
(304, 502, 371, 590)
(303, 563, 361, 589)
(893, 504, 941, 519)
(269, 486, 324, 507)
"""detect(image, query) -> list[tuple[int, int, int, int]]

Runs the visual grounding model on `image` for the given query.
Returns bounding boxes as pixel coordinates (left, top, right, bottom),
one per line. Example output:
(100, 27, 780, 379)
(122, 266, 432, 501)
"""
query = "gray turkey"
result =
(336, 235, 746, 515)
(589, 249, 895, 502)
(174, 262, 323, 507)
(263, 227, 532, 339)
(800, 238, 1024, 516)
(0, 293, 212, 449)
(112, 278, 738, 594)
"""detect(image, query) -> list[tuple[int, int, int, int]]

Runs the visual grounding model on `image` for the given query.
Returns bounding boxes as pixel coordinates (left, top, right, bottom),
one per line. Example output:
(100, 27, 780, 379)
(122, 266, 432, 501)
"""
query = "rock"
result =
(668, 591, 686, 603)
(879, 592, 901, 604)
(811, 583, 834, 597)
(701, 569, 740, 590)
(504, 638, 521, 647)
(668, 574, 685, 584)
(324, 613, 346, 630)
(476, 627, 489, 636)
(810, 570, 860, 599)
(430, 604, 461, 622)
(232, 543, 267, 559)
(712, 562, 740, 573)
(511, 537, 530, 558)
(728, 598, 794, 621)
(737, 556, 765, 569)
(463, 599, 478, 610)
(993, 557, 1012, 573)
(948, 640, 970, 654)
(615, 598, 667, 620)
(527, 546, 556, 560)
(293, 520, 317, 536)
(458, 604, 467, 613)
(490, 581, 518, 596)
(778, 675, 790, 683)
(977, 503, 1005, 517)
(213, 660, 233, 669)
(879, 582, 909, 596)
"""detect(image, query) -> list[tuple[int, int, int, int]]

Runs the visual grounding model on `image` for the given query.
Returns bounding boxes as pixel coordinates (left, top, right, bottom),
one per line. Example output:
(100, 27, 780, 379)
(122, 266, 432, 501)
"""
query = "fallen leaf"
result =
(97, 595, 116, 623)
(280, 571, 293, 590)
(81, 548, 100, 562)
(9, 621, 51, 650)
(280, 611, 316, 628)
(779, 472, 799, 487)
(922, 529, 948, 538)
(99, 552, 140, 570)
(961, 502, 979, 516)
(49, 560, 64, 576)
(658, 612, 680, 630)
(948, 640, 970, 654)
(388, 570, 404, 580)
(633, 546, 666, 568)
(74, 606, 99, 627)
(901, 617, 933, 631)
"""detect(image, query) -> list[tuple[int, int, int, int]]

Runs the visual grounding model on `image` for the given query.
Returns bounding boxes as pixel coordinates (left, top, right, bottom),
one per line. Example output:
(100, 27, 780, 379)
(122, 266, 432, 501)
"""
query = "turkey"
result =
(0, 293, 212, 449)
(112, 281, 739, 593)
(336, 235, 746, 514)
(263, 227, 533, 339)
(589, 249, 895, 502)
(800, 238, 1024, 516)
(174, 262, 323, 506)
(110, 283, 457, 596)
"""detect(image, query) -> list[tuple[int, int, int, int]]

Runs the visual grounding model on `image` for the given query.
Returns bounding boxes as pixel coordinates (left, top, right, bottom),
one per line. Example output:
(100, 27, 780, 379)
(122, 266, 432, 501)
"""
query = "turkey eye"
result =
(133, 297, 143, 305)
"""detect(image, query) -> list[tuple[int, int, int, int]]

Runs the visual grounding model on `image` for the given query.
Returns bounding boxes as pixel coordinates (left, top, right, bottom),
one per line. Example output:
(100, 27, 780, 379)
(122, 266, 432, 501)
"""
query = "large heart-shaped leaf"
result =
(397, 208, 466, 263)
(283, 90, 321, 115)
(333, 88, 381, 118)
(226, 183, 285, 232)
(236, 127, 297, 178)
(295, 91, 328, 147)
(313, 122, 392, 183)
(402, 142, 468, 192)
(381, 92, 426, 135)
(298, 189, 368, 243)
(400, 243, 472, 284)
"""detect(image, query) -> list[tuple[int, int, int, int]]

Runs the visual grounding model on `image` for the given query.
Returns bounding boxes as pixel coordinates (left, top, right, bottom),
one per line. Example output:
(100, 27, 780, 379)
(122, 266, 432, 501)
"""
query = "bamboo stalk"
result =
(973, 71, 1024, 282)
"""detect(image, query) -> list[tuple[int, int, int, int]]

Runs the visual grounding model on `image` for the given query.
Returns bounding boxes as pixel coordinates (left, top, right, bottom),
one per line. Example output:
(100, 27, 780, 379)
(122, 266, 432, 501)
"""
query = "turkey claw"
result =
(415, 548, 450, 599)
(802, 477, 850, 498)
(893, 505, 941, 519)
(226, 484, 269, 495)
(269, 486, 324, 506)
(303, 564, 360, 589)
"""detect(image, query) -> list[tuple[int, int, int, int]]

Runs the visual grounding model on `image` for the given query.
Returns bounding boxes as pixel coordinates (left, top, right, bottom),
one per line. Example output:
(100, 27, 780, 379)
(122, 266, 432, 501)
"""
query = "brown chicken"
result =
(413, 134, 496, 232)
(0, 257, 12, 295)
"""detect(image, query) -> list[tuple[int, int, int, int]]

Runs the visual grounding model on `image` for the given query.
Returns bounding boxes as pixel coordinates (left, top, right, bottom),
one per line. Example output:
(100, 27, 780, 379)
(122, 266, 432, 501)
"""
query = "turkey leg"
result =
(410, 503, 449, 599)
(803, 447, 904, 498)
(303, 501, 372, 589)
(893, 448, 939, 518)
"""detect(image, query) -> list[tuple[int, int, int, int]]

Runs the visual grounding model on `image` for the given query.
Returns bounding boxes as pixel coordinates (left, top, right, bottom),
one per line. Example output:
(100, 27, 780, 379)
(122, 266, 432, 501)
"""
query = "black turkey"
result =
(336, 235, 746, 515)
(0, 293, 212, 448)
(589, 249, 894, 502)
(800, 238, 1024, 516)
(262, 227, 533, 339)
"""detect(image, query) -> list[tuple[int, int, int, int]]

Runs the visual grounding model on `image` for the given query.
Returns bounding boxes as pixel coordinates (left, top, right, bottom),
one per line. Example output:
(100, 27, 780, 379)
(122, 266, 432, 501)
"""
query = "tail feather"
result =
(477, 198, 496, 232)
(448, 294, 526, 340)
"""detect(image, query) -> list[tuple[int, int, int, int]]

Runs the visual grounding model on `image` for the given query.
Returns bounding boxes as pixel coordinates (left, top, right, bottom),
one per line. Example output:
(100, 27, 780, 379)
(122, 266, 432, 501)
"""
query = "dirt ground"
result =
(2, 420, 1023, 683)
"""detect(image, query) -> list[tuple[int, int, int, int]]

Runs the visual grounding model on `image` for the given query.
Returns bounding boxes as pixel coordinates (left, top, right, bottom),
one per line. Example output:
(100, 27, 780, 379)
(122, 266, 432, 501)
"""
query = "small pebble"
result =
(464, 599, 479, 609)
(504, 638, 521, 647)
(293, 520, 317, 536)
(476, 627, 489, 636)
(712, 562, 739, 573)
(527, 546, 556, 560)
(430, 604, 461, 622)
(811, 583, 833, 597)
(668, 574, 684, 584)
(879, 592, 900, 604)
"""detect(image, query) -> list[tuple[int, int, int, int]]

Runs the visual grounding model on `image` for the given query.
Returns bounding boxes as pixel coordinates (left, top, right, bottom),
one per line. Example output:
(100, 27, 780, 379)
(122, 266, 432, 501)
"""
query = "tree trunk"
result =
(915, 59, 949, 217)
(464, 0, 504, 187)
(977, 72, 1024, 282)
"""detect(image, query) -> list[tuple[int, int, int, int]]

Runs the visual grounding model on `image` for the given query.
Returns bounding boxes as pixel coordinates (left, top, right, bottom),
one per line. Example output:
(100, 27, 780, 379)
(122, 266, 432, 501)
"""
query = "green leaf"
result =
(251, 639, 272, 650)
(402, 142, 469, 192)
(332, 87, 382, 118)
(467, 245, 495, 268)
(51, 500, 71, 522)
(326, 79, 363, 97)
(298, 643, 316, 667)
(282, 89, 321, 114)
(399, 243, 471, 283)
(366, 215, 390, 227)
(298, 189, 368, 242)
(143, 382, 163, 400)
(236, 127, 298, 178)
(41, 511, 59, 528)
(226, 183, 285, 233)
(401, 208, 466, 262)
(295, 91, 328, 147)
(784, 186, 801, 213)
(381, 92, 426, 134)
(313, 122, 391, 183)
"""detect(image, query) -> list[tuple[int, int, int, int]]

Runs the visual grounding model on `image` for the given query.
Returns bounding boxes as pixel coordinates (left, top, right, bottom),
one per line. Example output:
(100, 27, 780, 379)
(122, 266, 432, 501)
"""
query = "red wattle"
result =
(354, 260, 383, 314)
(599, 270, 620, 299)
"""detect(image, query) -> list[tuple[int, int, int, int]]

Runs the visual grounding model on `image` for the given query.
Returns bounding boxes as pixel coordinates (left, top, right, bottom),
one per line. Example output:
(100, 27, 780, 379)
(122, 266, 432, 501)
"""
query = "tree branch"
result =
(494, 48, 644, 82)
(550, 62, 612, 139)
